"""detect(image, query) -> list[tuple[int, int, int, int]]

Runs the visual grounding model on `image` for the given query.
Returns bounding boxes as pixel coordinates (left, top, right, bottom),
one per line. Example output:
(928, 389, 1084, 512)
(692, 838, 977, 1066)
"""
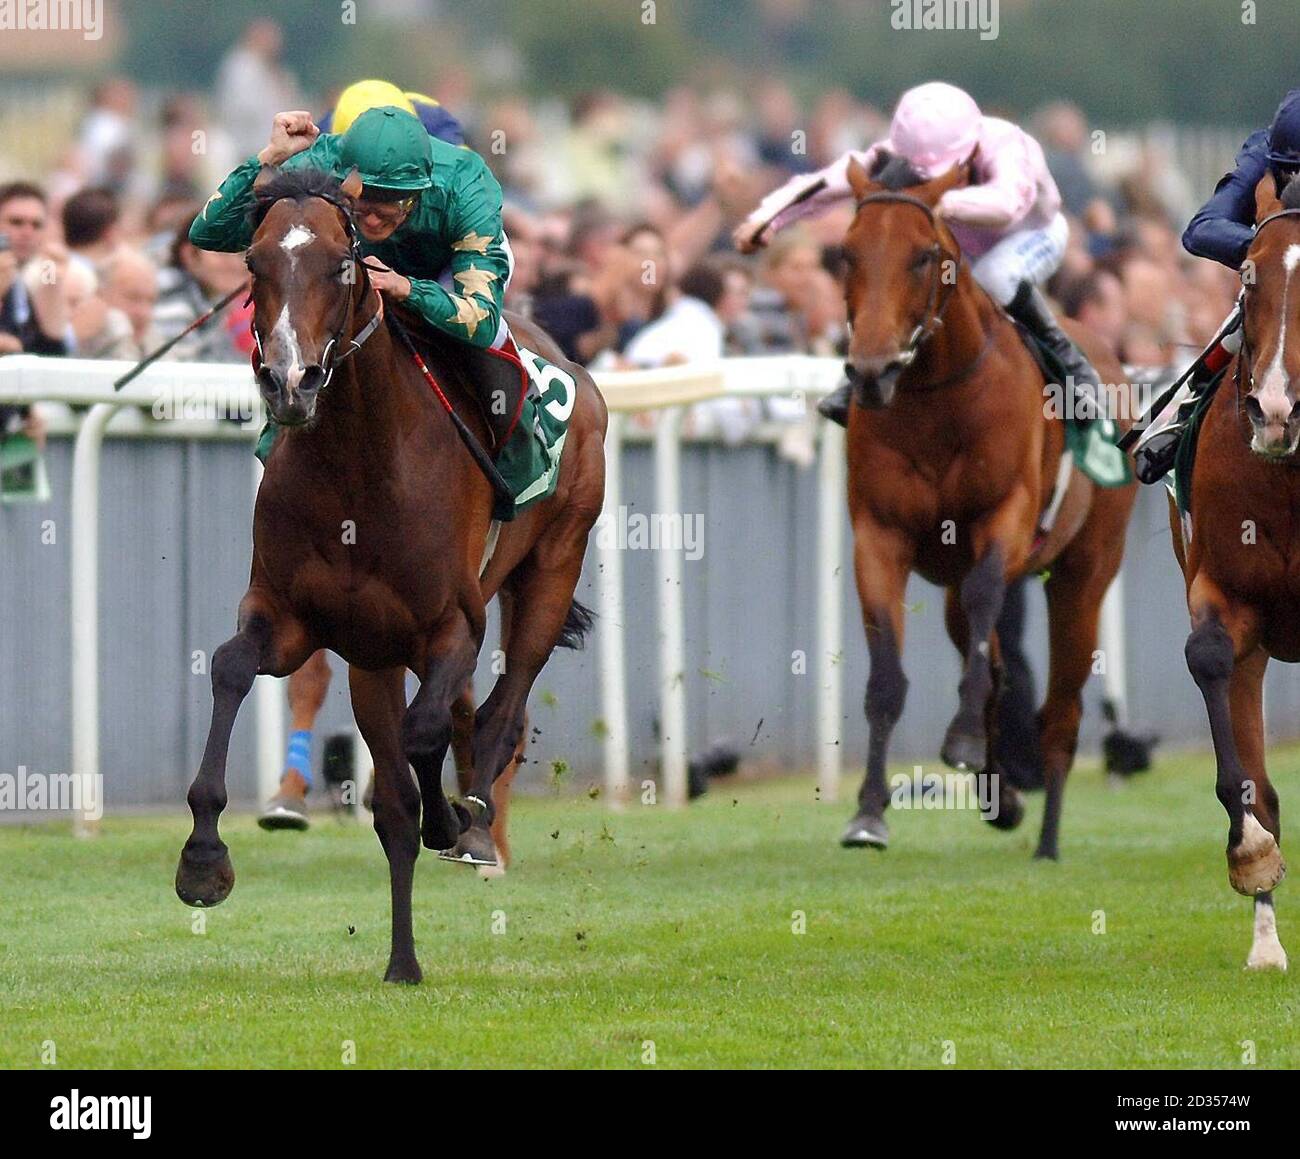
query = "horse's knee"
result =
(1185, 619, 1233, 689)
(401, 703, 452, 766)
(211, 633, 261, 700)
(865, 663, 907, 726)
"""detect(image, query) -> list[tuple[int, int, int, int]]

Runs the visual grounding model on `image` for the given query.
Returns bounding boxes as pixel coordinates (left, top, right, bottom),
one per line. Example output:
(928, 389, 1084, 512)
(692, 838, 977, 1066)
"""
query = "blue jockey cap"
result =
(1266, 88, 1300, 169)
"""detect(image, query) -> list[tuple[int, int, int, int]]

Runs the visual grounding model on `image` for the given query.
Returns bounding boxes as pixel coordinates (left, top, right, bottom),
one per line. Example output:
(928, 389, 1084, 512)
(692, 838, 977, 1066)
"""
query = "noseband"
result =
(851, 191, 962, 368)
(249, 189, 385, 391)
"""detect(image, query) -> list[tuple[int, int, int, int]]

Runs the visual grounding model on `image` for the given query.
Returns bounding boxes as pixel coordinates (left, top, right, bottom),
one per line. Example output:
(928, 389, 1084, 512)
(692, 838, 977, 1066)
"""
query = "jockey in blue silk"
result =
(1133, 88, 1300, 483)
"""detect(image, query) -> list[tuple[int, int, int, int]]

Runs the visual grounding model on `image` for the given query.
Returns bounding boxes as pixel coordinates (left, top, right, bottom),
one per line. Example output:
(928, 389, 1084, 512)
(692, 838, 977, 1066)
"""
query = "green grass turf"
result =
(0, 750, 1296, 1069)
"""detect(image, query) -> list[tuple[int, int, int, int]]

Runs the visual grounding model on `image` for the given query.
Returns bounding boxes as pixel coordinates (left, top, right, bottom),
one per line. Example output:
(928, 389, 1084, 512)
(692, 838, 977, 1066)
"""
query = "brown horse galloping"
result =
(838, 157, 1137, 859)
(1169, 177, 1300, 972)
(174, 167, 606, 983)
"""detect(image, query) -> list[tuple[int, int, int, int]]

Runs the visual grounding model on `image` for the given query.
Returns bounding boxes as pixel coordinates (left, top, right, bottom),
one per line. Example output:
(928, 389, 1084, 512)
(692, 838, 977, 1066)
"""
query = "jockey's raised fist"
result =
(259, 111, 320, 166)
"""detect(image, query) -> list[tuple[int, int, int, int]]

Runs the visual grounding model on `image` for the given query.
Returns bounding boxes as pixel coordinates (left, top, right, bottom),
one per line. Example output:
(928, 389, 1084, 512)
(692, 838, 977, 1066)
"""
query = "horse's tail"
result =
(557, 598, 595, 650)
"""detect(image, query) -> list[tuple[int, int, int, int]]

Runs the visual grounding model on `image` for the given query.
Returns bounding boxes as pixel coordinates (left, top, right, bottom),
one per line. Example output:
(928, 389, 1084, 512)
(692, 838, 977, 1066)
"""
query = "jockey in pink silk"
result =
(737, 82, 1106, 432)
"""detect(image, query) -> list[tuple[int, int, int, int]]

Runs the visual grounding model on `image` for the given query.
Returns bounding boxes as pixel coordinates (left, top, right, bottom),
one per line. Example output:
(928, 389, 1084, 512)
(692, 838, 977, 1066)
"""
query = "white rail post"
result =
(250, 456, 285, 807)
(816, 418, 846, 802)
(1099, 571, 1128, 726)
(597, 412, 630, 807)
(70, 403, 118, 836)
(654, 408, 688, 807)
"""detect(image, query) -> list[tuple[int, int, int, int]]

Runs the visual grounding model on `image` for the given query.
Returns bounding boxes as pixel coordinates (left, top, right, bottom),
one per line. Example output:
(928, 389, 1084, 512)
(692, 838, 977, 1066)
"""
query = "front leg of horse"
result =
(176, 613, 274, 907)
(941, 547, 1007, 774)
(842, 614, 907, 849)
(1185, 613, 1285, 899)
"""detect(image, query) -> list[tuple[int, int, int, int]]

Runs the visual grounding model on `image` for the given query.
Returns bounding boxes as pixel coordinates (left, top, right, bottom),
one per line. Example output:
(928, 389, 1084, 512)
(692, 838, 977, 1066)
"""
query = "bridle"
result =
(1235, 207, 1300, 404)
(248, 189, 386, 391)
(851, 191, 969, 374)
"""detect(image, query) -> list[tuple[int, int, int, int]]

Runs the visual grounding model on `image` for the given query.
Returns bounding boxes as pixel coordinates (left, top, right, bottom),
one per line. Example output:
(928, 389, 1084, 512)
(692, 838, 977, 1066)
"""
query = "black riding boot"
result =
(1007, 281, 1104, 427)
(817, 379, 852, 426)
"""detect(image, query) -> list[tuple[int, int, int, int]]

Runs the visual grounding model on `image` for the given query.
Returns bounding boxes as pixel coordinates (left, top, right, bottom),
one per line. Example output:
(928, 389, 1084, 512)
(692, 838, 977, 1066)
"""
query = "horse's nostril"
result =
(1245, 395, 1265, 422)
(257, 365, 284, 395)
(300, 365, 327, 395)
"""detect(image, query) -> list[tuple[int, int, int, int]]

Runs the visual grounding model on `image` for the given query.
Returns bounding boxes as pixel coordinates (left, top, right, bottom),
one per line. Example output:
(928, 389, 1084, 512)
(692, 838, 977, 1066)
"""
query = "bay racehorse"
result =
(838, 155, 1137, 859)
(1168, 175, 1300, 971)
(174, 167, 607, 983)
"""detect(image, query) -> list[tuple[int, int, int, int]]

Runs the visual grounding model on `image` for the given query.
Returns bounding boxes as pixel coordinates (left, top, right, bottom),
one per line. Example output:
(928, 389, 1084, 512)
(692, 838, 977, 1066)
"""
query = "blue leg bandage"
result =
(284, 729, 313, 789)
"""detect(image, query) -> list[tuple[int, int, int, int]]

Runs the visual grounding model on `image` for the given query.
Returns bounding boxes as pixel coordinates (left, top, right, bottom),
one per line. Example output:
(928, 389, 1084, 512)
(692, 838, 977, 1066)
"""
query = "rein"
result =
(851, 191, 987, 387)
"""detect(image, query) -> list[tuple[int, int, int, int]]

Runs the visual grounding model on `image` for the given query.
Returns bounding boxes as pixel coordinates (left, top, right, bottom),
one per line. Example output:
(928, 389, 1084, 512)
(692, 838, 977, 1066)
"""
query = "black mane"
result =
(869, 150, 927, 192)
(249, 166, 347, 229)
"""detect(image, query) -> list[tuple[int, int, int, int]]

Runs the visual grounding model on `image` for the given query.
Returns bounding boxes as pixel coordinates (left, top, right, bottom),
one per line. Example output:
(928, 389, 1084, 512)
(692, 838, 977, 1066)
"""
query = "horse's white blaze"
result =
(1246, 897, 1288, 972)
(270, 303, 307, 391)
(1254, 244, 1300, 425)
(280, 225, 315, 253)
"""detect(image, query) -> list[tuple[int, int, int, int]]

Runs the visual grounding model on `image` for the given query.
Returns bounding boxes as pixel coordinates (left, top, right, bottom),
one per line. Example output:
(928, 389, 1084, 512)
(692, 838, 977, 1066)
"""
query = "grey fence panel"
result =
(0, 434, 1291, 808)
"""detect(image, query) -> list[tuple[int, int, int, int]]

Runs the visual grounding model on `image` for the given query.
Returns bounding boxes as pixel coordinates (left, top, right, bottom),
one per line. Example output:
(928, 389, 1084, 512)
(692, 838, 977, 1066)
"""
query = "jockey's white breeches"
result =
(971, 212, 1070, 306)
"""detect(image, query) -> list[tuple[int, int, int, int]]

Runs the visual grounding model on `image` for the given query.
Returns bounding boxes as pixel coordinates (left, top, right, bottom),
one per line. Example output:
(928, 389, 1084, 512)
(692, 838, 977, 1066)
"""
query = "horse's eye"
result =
(912, 250, 934, 273)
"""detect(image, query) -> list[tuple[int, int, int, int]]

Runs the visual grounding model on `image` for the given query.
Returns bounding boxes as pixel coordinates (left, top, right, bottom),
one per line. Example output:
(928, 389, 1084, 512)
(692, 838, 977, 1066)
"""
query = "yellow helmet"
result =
(332, 79, 416, 134)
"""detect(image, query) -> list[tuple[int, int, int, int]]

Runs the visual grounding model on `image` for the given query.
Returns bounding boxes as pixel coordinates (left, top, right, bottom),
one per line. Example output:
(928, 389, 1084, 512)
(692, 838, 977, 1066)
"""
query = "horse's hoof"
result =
(257, 791, 309, 831)
(840, 812, 888, 849)
(984, 785, 1024, 830)
(420, 793, 460, 851)
(941, 729, 986, 774)
(1245, 943, 1288, 972)
(1032, 843, 1059, 861)
(1228, 815, 1286, 896)
(383, 958, 423, 984)
(477, 858, 507, 880)
(438, 825, 498, 867)
(175, 842, 235, 907)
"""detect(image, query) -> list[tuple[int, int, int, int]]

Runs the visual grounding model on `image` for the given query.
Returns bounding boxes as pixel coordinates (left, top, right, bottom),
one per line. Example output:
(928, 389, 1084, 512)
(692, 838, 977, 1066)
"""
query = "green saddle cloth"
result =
(1014, 321, 1131, 488)
(1169, 365, 1229, 518)
(254, 343, 573, 519)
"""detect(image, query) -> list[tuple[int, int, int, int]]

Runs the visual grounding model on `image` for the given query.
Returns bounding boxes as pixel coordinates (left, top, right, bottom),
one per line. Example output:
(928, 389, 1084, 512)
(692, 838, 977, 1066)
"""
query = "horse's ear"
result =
(846, 158, 872, 201)
(1256, 172, 1282, 221)
(916, 159, 970, 206)
(253, 164, 278, 196)
(340, 167, 363, 200)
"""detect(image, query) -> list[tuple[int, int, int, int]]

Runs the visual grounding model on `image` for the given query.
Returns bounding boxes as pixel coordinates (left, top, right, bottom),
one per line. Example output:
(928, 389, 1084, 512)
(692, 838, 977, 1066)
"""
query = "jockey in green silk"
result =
(190, 105, 527, 458)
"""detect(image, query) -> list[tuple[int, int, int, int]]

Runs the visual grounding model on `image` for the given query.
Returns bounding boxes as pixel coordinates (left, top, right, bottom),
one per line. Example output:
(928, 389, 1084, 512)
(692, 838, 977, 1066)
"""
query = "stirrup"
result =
(1133, 423, 1185, 485)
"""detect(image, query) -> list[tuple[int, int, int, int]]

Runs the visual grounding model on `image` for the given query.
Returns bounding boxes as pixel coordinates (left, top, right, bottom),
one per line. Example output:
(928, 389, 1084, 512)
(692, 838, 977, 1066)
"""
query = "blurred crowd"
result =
(0, 18, 1241, 455)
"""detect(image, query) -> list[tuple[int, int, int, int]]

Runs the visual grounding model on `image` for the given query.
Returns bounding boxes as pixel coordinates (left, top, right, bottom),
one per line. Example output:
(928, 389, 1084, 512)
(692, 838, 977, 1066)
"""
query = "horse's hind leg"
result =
(450, 543, 588, 865)
(406, 618, 480, 859)
(350, 665, 424, 983)
(940, 545, 1008, 774)
(945, 593, 1024, 832)
(176, 595, 308, 907)
(842, 523, 911, 850)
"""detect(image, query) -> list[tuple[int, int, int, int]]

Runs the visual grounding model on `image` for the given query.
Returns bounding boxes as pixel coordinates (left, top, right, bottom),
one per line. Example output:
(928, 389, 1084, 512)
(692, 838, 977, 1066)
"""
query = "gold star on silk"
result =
(451, 231, 493, 255)
(448, 294, 491, 338)
(454, 264, 499, 301)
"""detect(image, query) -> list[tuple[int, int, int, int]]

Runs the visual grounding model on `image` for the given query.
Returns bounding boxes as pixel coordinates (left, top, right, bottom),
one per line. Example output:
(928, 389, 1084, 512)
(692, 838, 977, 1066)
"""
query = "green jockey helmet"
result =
(337, 105, 434, 193)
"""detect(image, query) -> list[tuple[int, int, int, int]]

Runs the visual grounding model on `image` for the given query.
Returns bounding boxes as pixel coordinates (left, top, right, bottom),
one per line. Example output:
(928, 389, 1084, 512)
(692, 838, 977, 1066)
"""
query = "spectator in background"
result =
(1059, 268, 1126, 353)
(78, 77, 138, 194)
(101, 250, 161, 359)
(154, 217, 252, 363)
(61, 187, 122, 278)
(63, 261, 136, 359)
(0, 182, 70, 448)
(214, 19, 299, 160)
(156, 95, 208, 203)
(0, 182, 70, 357)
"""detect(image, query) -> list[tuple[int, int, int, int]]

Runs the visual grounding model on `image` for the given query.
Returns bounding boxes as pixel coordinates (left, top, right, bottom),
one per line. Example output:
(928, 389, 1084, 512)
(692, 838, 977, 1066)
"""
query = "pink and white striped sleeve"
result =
(744, 145, 882, 237)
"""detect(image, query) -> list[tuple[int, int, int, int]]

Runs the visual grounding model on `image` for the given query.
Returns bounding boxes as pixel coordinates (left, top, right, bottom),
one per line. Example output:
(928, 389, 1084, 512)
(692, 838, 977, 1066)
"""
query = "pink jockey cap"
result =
(886, 82, 982, 179)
